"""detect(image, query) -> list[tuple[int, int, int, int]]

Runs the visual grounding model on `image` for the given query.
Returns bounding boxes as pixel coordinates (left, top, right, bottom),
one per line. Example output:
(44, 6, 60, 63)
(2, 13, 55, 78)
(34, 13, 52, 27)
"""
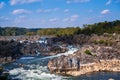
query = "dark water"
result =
(74, 72, 120, 80)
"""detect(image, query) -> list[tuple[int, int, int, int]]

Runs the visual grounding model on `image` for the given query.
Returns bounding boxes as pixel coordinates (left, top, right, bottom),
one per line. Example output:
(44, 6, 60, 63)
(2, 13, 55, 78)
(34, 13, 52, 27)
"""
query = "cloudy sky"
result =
(0, 0, 120, 28)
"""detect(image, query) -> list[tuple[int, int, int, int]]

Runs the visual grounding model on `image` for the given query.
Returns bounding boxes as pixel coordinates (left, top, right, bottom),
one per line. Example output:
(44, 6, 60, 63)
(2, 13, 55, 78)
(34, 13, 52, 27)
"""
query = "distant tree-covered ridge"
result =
(0, 20, 120, 36)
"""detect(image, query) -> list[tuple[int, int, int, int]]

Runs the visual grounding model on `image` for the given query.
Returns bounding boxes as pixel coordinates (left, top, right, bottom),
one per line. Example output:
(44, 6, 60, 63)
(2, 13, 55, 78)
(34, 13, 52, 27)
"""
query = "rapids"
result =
(8, 46, 78, 80)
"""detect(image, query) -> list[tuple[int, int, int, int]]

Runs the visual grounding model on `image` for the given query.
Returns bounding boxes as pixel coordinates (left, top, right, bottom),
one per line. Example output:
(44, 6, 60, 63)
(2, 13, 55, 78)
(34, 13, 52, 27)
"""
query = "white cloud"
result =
(64, 9, 69, 13)
(12, 9, 31, 15)
(0, 2, 5, 8)
(10, 0, 42, 5)
(63, 18, 69, 22)
(66, 0, 90, 4)
(101, 9, 110, 14)
(44, 9, 52, 13)
(53, 8, 59, 11)
(49, 18, 58, 22)
(0, 16, 10, 22)
(37, 9, 52, 13)
(37, 9, 43, 13)
(37, 8, 59, 13)
(63, 14, 79, 22)
(18, 15, 27, 19)
(70, 14, 79, 21)
(106, 0, 112, 5)
(66, 1, 71, 4)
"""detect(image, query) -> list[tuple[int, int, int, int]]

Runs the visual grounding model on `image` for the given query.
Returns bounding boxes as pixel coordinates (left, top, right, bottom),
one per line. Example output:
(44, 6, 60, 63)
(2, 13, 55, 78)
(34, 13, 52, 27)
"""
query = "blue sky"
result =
(0, 0, 120, 28)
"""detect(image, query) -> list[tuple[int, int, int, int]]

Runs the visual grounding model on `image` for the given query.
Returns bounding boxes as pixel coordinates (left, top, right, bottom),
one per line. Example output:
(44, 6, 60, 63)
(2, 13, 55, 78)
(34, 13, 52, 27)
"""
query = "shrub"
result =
(93, 40, 98, 44)
(98, 40, 105, 44)
(84, 49, 92, 55)
(92, 53, 97, 56)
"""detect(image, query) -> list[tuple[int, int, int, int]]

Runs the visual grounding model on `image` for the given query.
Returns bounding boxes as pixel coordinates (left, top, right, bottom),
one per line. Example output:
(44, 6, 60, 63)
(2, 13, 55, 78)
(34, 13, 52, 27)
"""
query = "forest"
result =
(0, 20, 120, 36)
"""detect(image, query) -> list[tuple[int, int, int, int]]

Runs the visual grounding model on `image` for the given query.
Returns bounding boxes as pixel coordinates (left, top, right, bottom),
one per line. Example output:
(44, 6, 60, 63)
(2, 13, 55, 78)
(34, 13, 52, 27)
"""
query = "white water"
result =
(29, 47, 78, 63)
(9, 65, 63, 80)
(9, 47, 78, 80)
(20, 57, 35, 60)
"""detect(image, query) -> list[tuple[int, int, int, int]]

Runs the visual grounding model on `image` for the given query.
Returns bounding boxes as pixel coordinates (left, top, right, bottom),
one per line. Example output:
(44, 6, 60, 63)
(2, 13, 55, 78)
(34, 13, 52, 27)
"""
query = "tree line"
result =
(0, 20, 120, 36)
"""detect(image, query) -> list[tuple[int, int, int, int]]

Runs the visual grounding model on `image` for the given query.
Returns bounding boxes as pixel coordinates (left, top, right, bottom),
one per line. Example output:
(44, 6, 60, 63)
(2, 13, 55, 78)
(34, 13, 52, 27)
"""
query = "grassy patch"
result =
(98, 40, 105, 44)
(93, 40, 113, 46)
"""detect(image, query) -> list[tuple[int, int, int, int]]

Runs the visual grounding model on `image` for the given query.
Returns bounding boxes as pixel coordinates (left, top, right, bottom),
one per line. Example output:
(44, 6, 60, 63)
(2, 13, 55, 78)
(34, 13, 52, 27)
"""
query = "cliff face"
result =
(61, 59, 120, 76)
(51, 33, 120, 50)
(0, 37, 68, 63)
(20, 42, 68, 56)
(48, 44, 120, 76)
(0, 40, 23, 63)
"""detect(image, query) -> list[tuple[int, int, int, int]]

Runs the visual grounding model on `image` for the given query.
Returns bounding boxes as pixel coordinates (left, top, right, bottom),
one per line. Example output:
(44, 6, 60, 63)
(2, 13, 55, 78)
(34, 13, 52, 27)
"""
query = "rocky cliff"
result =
(48, 59, 120, 76)
(0, 40, 23, 63)
(48, 44, 120, 76)
(0, 37, 68, 63)
(20, 42, 68, 56)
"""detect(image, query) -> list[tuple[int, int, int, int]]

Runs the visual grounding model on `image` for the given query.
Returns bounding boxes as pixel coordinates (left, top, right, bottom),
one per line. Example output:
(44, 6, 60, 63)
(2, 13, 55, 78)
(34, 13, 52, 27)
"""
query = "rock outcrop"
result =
(21, 42, 68, 56)
(0, 37, 68, 63)
(0, 40, 23, 63)
(0, 66, 9, 80)
(48, 44, 120, 76)
(48, 59, 120, 76)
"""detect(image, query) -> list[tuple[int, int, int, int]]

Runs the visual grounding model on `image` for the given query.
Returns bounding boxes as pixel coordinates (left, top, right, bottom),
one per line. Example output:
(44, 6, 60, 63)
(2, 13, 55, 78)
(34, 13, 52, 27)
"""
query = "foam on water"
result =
(6, 45, 120, 80)
(29, 47, 78, 63)
(9, 64, 68, 80)
(20, 57, 35, 60)
(9, 47, 77, 80)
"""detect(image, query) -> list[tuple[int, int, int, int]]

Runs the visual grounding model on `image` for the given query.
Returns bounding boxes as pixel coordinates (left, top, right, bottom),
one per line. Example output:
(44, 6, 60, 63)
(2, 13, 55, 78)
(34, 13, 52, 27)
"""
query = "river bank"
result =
(48, 44, 120, 76)
(52, 59, 120, 76)
(0, 34, 120, 79)
(0, 36, 68, 64)
(3, 47, 77, 80)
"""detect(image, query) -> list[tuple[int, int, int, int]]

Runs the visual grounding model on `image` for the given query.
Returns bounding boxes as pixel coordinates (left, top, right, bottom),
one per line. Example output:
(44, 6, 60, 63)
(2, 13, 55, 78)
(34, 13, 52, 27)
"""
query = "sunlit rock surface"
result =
(48, 45, 120, 76)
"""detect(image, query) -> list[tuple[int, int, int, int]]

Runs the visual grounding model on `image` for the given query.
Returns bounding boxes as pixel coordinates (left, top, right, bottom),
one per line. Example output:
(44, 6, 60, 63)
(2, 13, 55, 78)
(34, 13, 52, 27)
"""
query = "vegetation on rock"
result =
(84, 50, 92, 55)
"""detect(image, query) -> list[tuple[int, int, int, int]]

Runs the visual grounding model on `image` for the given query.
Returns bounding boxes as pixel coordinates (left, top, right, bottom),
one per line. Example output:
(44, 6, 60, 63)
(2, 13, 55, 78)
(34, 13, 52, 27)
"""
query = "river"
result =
(3, 46, 120, 80)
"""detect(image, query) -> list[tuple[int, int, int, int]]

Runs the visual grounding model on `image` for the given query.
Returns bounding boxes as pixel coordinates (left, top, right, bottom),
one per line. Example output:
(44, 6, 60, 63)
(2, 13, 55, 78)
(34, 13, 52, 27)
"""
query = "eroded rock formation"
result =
(48, 44, 120, 76)
(0, 40, 22, 63)
(0, 37, 68, 63)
